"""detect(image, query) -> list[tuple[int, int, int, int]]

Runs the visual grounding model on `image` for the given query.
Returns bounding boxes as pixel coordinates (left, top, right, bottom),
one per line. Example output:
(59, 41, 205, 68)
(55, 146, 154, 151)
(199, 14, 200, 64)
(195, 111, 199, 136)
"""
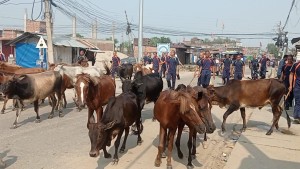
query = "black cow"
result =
(121, 71, 163, 120)
(88, 91, 142, 164)
(1, 71, 63, 128)
(118, 63, 133, 80)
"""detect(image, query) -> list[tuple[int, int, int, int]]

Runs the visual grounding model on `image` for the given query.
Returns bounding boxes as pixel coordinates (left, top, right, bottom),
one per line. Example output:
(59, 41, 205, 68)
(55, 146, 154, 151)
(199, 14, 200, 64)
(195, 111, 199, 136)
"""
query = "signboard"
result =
(36, 36, 47, 49)
(157, 43, 170, 57)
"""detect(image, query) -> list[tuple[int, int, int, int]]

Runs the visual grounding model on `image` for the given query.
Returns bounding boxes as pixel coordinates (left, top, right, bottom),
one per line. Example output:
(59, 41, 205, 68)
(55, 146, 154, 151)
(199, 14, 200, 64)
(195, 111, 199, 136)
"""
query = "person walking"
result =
(280, 55, 294, 110)
(175, 54, 183, 80)
(166, 50, 178, 89)
(232, 54, 245, 80)
(222, 54, 232, 84)
(289, 56, 300, 124)
(0, 51, 6, 62)
(160, 52, 167, 78)
(250, 55, 260, 80)
(152, 52, 160, 73)
(111, 51, 120, 78)
(277, 55, 288, 78)
(195, 52, 204, 86)
(198, 51, 215, 88)
(260, 53, 269, 79)
(143, 52, 149, 65)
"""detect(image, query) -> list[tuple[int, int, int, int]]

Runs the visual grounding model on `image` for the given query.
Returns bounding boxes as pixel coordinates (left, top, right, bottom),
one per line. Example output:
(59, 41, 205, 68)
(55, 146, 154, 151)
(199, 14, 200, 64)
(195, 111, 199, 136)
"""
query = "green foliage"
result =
(149, 36, 171, 46)
(266, 43, 279, 58)
(105, 37, 119, 44)
(66, 33, 84, 38)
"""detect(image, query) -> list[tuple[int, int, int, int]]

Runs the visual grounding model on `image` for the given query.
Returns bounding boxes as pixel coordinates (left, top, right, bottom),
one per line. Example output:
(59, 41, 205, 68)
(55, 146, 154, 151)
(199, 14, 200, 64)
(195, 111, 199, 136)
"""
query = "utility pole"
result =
(138, 0, 144, 62)
(44, 0, 54, 64)
(112, 21, 115, 51)
(24, 9, 27, 32)
(72, 15, 76, 38)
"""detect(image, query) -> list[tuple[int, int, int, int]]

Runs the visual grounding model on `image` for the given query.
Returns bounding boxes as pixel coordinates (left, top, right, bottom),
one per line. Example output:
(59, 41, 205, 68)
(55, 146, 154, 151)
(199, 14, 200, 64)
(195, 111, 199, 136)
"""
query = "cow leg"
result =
(1, 97, 9, 114)
(56, 91, 64, 117)
(119, 127, 129, 153)
(191, 130, 197, 159)
(103, 146, 111, 158)
(48, 95, 57, 119)
(240, 107, 247, 132)
(63, 92, 67, 108)
(12, 99, 21, 129)
(155, 125, 165, 167)
(87, 108, 94, 128)
(166, 129, 176, 169)
(267, 105, 281, 135)
(222, 104, 239, 133)
(187, 129, 196, 168)
(112, 128, 124, 165)
(135, 118, 143, 145)
(175, 123, 184, 159)
(20, 100, 25, 111)
(34, 100, 41, 123)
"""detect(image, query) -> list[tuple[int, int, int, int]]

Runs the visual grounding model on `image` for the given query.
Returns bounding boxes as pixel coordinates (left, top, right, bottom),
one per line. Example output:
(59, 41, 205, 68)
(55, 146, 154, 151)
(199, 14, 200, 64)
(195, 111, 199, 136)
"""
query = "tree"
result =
(105, 37, 119, 45)
(149, 36, 172, 46)
(266, 43, 279, 58)
(66, 33, 84, 38)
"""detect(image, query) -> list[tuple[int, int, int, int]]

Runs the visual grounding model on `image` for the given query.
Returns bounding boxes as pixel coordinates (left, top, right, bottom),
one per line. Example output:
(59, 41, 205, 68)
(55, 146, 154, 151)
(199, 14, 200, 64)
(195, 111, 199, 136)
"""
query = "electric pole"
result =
(44, 0, 54, 64)
(72, 15, 76, 38)
(138, 0, 144, 62)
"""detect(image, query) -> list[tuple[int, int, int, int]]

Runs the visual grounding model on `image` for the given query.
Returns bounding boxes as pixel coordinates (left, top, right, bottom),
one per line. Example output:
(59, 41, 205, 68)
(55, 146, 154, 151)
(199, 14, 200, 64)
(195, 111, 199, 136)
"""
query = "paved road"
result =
(0, 68, 297, 169)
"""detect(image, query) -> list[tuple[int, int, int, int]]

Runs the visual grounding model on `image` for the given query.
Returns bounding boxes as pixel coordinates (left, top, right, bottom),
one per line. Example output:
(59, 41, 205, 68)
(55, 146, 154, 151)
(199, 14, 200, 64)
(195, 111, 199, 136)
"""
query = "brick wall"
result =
(26, 20, 46, 34)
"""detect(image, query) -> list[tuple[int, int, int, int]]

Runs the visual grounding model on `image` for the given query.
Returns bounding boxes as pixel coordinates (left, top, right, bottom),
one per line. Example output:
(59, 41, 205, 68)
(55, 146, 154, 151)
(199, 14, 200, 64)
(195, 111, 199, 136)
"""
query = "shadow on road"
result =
(0, 149, 17, 168)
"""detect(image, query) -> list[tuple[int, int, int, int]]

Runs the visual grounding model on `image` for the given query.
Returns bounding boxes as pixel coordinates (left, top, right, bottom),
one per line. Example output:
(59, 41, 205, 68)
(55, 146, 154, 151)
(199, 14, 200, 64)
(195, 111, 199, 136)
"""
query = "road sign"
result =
(36, 36, 47, 48)
(157, 43, 170, 57)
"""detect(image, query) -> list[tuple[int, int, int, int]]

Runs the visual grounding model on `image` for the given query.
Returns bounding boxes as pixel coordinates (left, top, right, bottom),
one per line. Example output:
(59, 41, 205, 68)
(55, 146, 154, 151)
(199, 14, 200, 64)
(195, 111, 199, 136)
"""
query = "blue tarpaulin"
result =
(16, 43, 47, 68)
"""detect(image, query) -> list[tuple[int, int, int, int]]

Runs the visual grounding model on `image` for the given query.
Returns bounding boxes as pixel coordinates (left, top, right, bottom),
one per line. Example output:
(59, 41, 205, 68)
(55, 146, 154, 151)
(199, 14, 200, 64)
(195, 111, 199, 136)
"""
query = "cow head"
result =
(120, 77, 143, 93)
(1, 76, 25, 98)
(189, 86, 216, 134)
(88, 116, 116, 157)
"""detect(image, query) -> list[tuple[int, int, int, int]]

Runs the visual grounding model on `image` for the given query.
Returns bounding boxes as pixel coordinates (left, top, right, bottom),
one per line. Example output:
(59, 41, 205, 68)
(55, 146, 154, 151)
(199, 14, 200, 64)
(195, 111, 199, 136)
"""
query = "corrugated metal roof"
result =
(42, 36, 88, 48)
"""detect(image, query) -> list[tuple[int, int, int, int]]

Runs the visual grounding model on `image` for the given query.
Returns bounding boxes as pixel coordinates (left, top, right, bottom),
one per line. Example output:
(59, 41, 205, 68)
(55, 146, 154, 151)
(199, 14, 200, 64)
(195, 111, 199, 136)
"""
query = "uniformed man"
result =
(195, 52, 204, 86)
(232, 54, 245, 80)
(250, 55, 260, 80)
(111, 51, 120, 78)
(152, 52, 160, 73)
(280, 55, 294, 110)
(160, 52, 167, 78)
(77, 50, 87, 64)
(260, 53, 269, 79)
(143, 52, 149, 65)
(166, 50, 178, 89)
(222, 54, 232, 84)
(198, 51, 215, 88)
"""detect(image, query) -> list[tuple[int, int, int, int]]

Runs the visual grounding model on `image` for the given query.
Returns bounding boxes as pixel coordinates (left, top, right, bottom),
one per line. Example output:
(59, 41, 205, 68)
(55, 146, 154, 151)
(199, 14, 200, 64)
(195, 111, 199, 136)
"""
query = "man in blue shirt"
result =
(289, 59, 300, 123)
(222, 54, 231, 84)
(198, 51, 215, 88)
(260, 53, 269, 79)
(166, 50, 178, 89)
(143, 52, 149, 65)
(250, 55, 260, 80)
(152, 52, 160, 73)
(160, 52, 167, 78)
(232, 55, 245, 80)
(277, 55, 288, 78)
(111, 51, 120, 78)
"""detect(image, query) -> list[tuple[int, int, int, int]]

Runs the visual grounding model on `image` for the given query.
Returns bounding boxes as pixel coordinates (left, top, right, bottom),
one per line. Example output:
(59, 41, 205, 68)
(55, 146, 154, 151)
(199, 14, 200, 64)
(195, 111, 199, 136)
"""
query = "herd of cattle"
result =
(0, 61, 291, 169)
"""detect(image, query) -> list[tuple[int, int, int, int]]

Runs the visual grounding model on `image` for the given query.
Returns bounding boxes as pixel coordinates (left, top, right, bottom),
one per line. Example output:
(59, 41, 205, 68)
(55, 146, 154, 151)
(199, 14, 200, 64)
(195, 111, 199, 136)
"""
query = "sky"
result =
(1, 0, 300, 48)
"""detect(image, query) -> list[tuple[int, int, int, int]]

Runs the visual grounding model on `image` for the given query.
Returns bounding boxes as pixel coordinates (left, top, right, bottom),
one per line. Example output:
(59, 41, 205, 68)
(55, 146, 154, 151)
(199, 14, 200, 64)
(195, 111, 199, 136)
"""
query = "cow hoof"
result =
(1, 110, 4, 114)
(112, 159, 119, 165)
(191, 154, 196, 159)
(137, 140, 143, 145)
(178, 151, 183, 159)
(35, 119, 41, 123)
(48, 115, 53, 119)
(167, 165, 173, 169)
(240, 127, 246, 132)
(12, 108, 16, 111)
(11, 124, 18, 129)
(154, 159, 161, 167)
(187, 165, 194, 169)
(161, 152, 167, 158)
(266, 131, 272, 135)
(104, 153, 111, 158)
(119, 148, 125, 153)
(59, 113, 64, 118)
(152, 118, 156, 122)
(221, 131, 226, 136)
(202, 141, 208, 149)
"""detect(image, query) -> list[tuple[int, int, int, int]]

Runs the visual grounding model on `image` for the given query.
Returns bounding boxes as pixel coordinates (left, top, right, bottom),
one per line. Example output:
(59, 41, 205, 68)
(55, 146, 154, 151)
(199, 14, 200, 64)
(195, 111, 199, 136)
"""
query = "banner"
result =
(157, 43, 170, 57)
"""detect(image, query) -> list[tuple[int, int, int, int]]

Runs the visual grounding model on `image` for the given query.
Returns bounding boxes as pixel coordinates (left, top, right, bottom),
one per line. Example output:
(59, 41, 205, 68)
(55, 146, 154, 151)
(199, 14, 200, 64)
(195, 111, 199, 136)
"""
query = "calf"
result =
(207, 79, 289, 135)
(1, 71, 63, 128)
(118, 63, 133, 79)
(88, 91, 142, 164)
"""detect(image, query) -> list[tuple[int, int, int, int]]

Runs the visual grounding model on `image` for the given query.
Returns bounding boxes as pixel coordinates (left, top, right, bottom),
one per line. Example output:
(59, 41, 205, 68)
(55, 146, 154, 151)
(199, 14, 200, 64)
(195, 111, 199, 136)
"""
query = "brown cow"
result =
(134, 63, 153, 75)
(74, 73, 115, 127)
(207, 79, 289, 135)
(154, 90, 207, 169)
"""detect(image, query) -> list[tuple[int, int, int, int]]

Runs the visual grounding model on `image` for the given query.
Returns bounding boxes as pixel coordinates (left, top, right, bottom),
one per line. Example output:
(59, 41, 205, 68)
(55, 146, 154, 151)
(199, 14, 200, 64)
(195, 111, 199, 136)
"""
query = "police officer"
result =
(166, 50, 178, 89)
(111, 51, 120, 78)
(195, 52, 204, 86)
(143, 52, 149, 65)
(147, 53, 153, 64)
(222, 54, 231, 84)
(280, 55, 294, 110)
(152, 52, 160, 73)
(289, 57, 300, 124)
(260, 53, 269, 79)
(250, 55, 260, 80)
(160, 52, 167, 78)
(232, 54, 245, 80)
(198, 51, 215, 88)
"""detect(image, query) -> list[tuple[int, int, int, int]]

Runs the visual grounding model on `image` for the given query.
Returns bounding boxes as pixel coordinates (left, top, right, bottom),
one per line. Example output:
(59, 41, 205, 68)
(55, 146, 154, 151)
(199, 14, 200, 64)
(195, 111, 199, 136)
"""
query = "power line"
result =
(31, 0, 43, 21)
(283, 0, 296, 30)
(0, 0, 10, 5)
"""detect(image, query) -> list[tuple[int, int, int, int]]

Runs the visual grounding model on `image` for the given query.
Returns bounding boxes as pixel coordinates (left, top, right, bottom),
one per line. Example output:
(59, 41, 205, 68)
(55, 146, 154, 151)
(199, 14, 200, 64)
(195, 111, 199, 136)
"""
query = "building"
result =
(6, 32, 99, 68)
(0, 29, 24, 60)
(26, 20, 46, 34)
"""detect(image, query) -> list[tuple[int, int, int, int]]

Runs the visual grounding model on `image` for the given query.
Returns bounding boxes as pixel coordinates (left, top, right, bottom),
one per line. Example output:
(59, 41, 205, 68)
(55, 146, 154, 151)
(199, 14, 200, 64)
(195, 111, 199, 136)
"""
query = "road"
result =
(0, 68, 297, 169)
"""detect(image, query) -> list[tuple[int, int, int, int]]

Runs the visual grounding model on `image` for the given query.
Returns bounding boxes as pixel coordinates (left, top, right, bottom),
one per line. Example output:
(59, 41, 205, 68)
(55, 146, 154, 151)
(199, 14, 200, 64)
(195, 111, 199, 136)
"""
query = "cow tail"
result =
(103, 62, 111, 75)
(283, 95, 291, 128)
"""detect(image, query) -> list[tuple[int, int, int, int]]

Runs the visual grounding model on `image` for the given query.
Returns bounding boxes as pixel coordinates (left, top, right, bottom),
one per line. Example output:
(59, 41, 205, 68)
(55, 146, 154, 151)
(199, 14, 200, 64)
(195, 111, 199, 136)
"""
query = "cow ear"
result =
(104, 121, 116, 130)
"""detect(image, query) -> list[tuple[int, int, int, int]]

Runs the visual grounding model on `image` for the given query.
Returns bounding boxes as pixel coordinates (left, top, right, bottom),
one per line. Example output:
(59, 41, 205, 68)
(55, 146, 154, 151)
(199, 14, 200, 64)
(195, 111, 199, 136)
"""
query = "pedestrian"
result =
(152, 52, 160, 73)
(160, 52, 167, 78)
(147, 53, 153, 64)
(280, 55, 294, 110)
(143, 52, 149, 65)
(222, 54, 232, 84)
(198, 51, 215, 88)
(166, 50, 178, 90)
(232, 54, 245, 80)
(289, 55, 300, 124)
(250, 55, 260, 80)
(259, 53, 269, 79)
(277, 55, 288, 78)
(195, 52, 204, 86)
(175, 54, 183, 80)
(111, 51, 120, 78)
(77, 50, 87, 65)
(0, 51, 6, 62)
